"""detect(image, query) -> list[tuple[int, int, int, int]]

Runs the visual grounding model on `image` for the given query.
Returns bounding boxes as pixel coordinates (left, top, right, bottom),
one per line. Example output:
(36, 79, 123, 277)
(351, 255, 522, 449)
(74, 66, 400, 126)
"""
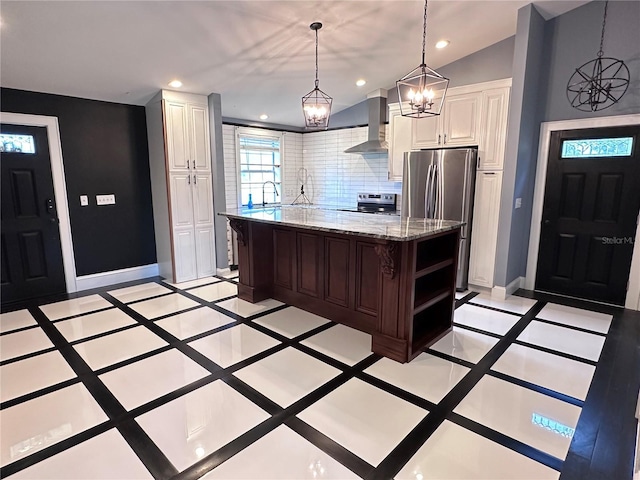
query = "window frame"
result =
(235, 127, 284, 208)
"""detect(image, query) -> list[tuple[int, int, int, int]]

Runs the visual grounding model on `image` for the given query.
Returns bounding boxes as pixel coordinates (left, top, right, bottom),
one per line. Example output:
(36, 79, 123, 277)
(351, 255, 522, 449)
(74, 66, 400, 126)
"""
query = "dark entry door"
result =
(536, 125, 640, 306)
(1, 124, 66, 305)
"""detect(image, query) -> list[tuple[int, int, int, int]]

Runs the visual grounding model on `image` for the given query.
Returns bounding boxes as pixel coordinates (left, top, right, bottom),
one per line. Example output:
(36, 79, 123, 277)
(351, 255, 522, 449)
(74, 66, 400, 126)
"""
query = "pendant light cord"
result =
(315, 28, 319, 88)
(598, 0, 608, 57)
(421, 0, 428, 66)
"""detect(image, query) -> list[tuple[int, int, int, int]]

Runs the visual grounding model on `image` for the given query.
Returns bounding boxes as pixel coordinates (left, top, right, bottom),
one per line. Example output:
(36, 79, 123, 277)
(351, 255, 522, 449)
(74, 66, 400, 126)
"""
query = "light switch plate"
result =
(515, 197, 522, 209)
(80, 195, 89, 206)
(96, 194, 116, 205)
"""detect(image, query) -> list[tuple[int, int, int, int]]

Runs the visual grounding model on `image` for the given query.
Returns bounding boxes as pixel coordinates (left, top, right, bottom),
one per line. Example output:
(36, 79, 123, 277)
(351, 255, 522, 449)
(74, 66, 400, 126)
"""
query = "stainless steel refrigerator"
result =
(401, 148, 477, 290)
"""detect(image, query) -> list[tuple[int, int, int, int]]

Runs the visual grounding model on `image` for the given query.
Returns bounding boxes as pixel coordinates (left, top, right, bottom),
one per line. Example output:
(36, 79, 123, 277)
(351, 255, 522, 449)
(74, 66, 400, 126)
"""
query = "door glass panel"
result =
(561, 137, 633, 158)
(0, 134, 36, 154)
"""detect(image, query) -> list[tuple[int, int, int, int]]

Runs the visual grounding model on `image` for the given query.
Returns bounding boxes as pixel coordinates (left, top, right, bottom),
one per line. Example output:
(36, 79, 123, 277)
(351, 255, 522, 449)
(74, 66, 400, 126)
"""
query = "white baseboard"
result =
(491, 276, 524, 300)
(76, 264, 159, 292)
(216, 267, 232, 276)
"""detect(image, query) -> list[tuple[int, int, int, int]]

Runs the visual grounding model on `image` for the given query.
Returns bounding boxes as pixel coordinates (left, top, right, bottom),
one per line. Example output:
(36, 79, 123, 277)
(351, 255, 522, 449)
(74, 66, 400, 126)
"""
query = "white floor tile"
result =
(234, 348, 340, 407)
(517, 320, 605, 362)
(430, 327, 499, 364)
(454, 375, 582, 460)
(137, 380, 270, 472)
(188, 282, 237, 302)
(202, 425, 360, 479)
(54, 308, 136, 342)
(364, 353, 469, 404)
(492, 343, 596, 401)
(108, 282, 172, 304)
(99, 349, 210, 410)
(454, 290, 470, 300)
(300, 324, 371, 366)
(39, 295, 112, 321)
(73, 326, 167, 370)
(0, 328, 53, 362)
(128, 293, 200, 320)
(470, 293, 537, 315)
(0, 309, 37, 333)
(188, 324, 280, 368)
(164, 277, 221, 289)
(218, 271, 239, 279)
(216, 298, 284, 318)
(252, 307, 330, 338)
(454, 304, 520, 336)
(155, 307, 234, 340)
(0, 383, 108, 467)
(8, 429, 152, 479)
(298, 378, 426, 466)
(396, 420, 559, 480)
(0, 351, 76, 403)
(537, 303, 612, 334)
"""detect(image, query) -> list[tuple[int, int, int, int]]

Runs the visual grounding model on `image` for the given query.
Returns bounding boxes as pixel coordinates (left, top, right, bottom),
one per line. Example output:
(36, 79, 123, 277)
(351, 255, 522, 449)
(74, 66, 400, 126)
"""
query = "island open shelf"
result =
(222, 206, 463, 363)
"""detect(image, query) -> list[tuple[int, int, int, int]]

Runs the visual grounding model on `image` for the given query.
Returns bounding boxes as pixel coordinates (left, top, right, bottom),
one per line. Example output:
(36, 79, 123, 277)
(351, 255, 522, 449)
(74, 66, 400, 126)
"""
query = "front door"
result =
(536, 126, 640, 305)
(1, 124, 66, 305)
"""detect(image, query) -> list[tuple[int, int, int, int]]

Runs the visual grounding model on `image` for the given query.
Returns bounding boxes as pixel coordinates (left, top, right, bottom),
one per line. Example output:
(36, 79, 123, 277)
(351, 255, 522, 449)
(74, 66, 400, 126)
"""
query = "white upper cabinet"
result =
(478, 87, 510, 170)
(388, 104, 413, 181)
(189, 104, 211, 172)
(411, 92, 481, 149)
(165, 101, 189, 170)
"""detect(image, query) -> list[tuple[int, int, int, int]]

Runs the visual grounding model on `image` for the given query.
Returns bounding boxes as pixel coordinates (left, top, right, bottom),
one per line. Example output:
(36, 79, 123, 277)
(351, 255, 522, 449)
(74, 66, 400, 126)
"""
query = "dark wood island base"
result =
(228, 214, 462, 363)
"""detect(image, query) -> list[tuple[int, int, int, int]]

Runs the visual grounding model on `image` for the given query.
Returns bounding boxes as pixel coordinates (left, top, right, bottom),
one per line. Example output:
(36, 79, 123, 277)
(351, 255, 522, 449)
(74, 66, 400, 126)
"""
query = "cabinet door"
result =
(388, 105, 413, 181)
(169, 174, 194, 228)
(192, 173, 214, 226)
(468, 171, 503, 287)
(189, 104, 211, 172)
(195, 226, 216, 278)
(442, 92, 481, 146)
(173, 227, 197, 282)
(478, 87, 510, 170)
(411, 101, 442, 149)
(165, 101, 190, 171)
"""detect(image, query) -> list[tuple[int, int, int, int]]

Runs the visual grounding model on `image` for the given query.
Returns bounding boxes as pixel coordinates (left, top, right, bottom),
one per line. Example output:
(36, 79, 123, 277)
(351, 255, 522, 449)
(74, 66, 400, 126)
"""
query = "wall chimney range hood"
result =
(344, 89, 388, 154)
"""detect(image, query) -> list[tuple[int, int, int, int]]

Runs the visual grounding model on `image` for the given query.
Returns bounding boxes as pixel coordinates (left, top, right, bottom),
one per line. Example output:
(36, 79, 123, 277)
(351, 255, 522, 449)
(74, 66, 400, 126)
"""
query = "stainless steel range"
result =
(338, 193, 398, 214)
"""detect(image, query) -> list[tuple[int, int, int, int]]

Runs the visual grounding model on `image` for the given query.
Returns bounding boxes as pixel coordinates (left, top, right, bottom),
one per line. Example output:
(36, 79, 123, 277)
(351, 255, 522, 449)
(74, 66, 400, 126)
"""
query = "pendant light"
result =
(302, 22, 333, 129)
(566, 0, 629, 112)
(396, 0, 449, 118)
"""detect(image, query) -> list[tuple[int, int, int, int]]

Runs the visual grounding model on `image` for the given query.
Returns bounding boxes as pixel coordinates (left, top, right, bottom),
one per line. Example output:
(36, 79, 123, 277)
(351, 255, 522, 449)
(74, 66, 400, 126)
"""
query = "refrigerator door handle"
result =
(425, 164, 433, 217)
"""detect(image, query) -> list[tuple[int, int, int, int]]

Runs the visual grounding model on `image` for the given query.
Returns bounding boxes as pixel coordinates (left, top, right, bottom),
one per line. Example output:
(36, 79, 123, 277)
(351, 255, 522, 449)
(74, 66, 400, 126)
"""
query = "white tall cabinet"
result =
(146, 91, 216, 283)
(388, 79, 511, 290)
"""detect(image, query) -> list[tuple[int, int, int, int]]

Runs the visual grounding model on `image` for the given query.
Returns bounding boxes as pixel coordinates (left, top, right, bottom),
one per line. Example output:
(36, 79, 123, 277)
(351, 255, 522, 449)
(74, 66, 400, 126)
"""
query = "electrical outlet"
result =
(515, 197, 522, 209)
(80, 195, 88, 206)
(96, 194, 116, 205)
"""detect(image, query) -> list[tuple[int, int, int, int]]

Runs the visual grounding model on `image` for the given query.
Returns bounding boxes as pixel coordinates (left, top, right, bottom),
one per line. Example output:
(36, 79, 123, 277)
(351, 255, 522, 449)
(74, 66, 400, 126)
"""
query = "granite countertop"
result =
(219, 205, 464, 241)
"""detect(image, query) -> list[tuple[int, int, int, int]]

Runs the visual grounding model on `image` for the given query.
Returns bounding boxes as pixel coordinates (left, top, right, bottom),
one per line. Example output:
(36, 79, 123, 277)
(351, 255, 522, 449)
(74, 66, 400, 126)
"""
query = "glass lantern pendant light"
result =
(302, 22, 333, 129)
(396, 0, 449, 118)
(566, 0, 629, 112)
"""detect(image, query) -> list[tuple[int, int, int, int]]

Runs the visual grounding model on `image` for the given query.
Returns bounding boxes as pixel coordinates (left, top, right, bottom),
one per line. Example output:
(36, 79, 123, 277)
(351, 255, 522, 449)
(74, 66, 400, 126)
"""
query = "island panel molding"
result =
(221, 207, 463, 362)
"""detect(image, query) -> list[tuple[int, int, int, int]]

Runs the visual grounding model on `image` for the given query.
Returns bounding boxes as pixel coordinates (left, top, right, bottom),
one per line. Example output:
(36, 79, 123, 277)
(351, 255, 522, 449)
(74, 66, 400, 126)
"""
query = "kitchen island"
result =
(221, 206, 463, 363)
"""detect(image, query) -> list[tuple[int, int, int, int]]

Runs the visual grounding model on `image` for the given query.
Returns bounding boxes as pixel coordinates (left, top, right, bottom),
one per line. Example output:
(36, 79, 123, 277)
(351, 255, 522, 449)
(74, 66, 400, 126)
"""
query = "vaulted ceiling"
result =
(0, 1, 588, 127)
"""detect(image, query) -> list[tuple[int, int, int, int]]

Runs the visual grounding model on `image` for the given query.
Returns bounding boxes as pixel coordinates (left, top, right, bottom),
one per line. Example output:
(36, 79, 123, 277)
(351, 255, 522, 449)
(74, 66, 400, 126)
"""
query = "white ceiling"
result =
(0, 1, 588, 127)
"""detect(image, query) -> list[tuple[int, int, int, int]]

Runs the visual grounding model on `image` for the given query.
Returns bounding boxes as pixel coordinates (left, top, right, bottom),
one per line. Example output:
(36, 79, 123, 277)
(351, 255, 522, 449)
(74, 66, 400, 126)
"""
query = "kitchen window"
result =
(236, 128, 282, 207)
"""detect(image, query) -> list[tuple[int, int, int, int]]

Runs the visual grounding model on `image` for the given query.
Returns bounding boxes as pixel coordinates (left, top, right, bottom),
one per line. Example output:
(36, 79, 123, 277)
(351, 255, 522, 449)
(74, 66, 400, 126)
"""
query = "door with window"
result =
(1, 124, 66, 304)
(536, 126, 640, 305)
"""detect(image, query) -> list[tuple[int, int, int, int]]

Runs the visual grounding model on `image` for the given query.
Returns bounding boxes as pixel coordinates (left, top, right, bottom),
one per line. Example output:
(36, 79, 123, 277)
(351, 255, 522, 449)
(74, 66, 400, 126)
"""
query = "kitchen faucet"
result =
(262, 181, 279, 206)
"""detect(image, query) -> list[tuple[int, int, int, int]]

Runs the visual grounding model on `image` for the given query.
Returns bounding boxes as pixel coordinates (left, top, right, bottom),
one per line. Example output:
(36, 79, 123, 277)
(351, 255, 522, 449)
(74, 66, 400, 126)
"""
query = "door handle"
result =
(444, 133, 447, 144)
(194, 174, 197, 184)
(188, 175, 191, 185)
(187, 160, 190, 169)
(45, 198, 58, 223)
(438, 134, 441, 145)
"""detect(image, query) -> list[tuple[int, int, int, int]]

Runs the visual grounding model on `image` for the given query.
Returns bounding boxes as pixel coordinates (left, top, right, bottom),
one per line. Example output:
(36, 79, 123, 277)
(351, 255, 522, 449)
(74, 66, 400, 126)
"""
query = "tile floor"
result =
(0, 277, 638, 480)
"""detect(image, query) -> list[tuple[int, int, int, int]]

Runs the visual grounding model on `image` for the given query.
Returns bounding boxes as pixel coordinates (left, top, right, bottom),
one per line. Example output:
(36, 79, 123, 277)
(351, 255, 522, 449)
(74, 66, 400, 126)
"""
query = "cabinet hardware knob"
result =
(438, 134, 441, 144)
(444, 133, 447, 144)
(194, 174, 197, 184)
(187, 160, 190, 169)
(188, 175, 191, 185)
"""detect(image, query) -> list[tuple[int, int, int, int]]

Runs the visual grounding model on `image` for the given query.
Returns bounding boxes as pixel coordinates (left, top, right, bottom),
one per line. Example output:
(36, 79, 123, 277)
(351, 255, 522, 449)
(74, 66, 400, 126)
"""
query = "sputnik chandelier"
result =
(566, 0, 629, 112)
(396, 0, 449, 118)
(302, 22, 333, 129)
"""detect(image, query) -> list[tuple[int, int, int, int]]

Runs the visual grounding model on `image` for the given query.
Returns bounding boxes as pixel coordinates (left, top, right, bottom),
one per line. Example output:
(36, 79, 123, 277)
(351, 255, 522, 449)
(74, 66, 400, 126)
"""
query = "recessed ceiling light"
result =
(168, 79, 183, 88)
(259, 114, 269, 120)
(356, 79, 366, 87)
(435, 40, 450, 49)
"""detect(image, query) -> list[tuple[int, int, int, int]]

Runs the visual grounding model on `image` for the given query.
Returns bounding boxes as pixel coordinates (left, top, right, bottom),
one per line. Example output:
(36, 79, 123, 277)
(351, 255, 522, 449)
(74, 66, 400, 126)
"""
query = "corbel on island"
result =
(221, 206, 463, 363)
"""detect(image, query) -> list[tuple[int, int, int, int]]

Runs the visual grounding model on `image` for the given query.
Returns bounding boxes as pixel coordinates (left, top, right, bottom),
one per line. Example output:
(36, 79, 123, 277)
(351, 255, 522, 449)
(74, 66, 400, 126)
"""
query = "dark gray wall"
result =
(543, 0, 640, 122)
(327, 99, 370, 128)
(1, 88, 156, 276)
(494, 4, 547, 287)
(209, 93, 229, 270)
